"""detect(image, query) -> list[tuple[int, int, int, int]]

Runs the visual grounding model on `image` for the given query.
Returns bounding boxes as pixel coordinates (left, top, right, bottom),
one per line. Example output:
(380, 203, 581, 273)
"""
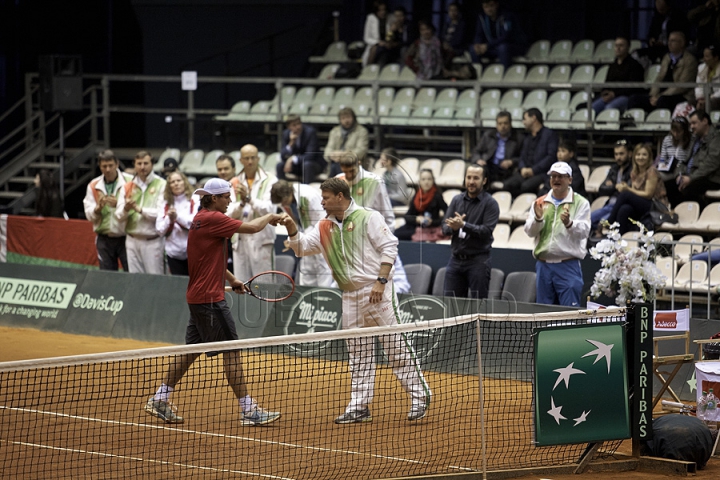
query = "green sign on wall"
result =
(534, 323, 630, 446)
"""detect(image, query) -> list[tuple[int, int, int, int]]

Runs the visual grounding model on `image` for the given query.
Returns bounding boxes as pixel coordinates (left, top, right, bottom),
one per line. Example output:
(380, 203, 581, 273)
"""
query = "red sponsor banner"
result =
(654, 311, 678, 329)
(6, 215, 99, 266)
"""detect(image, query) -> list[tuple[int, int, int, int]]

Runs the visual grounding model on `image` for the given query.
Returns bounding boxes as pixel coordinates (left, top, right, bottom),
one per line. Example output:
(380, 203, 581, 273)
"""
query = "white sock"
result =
(154, 384, 173, 402)
(239, 395, 255, 413)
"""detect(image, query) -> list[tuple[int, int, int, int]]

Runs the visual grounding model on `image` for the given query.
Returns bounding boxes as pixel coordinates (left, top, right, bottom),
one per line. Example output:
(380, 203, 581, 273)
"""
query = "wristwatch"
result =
(376, 277, 388, 285)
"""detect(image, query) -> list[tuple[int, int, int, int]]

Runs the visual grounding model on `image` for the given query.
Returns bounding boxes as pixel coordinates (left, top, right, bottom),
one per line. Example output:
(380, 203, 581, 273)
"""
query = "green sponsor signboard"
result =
(534, 323, 630, 446)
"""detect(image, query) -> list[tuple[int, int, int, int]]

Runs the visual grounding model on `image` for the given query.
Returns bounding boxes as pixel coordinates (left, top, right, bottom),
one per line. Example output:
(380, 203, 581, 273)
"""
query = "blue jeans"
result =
(592, 95, 630, 115)
(443, 253, 491, 299)
(591, 203, 613, 232)
(535, 260, 583, 307)
(692, 250, 720, 265)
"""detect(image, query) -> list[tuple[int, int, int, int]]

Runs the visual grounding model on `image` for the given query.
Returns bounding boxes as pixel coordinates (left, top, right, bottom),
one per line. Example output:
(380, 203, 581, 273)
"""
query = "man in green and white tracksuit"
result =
(283, 178, 431, 424)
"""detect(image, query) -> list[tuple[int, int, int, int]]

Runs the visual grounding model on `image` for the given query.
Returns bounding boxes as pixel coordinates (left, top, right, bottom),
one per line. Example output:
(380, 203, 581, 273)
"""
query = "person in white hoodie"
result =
(282, 178, 431, 425)
(155, 171, 199, 275)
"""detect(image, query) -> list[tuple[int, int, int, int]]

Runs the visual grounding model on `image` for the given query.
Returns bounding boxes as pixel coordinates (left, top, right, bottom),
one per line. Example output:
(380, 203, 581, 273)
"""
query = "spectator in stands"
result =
(539, 139, 586, 197)
(34, 170, 64, 218)
(502, 108, 559, 198)
(471, 110, 523, 190)
(628, 31, 698, 113)
(228, 144, 277, 281)
(216, 154, 236, 183)
(667, 109, 720, 206)
(276, 114, 323, 184)
(591, 140, 632, 236)
(694, 44, 720, 112)
(116, 151, 167, 275)
(404, 20, 447, 80)
(379, 147, 410, 206)
(271, 180, 333, 287)
(592, 36, 646, 115)
(84, 150, 132, 271)
(361, 0, 391, 66)
(607, 143, 669, 234)
(524, 162, 591, 307)
(156, 171, 198, 276)
(335, 151, 394, 230)
(441, 165, 499, 298)
(442, 2, 466, 59)
(656, 116, 692, 182)
(382, 6, 411, 65)
(470, 0, 527, 68)
(325, 107, 369, 177)
(688, 0, 720, 55)
(160, 158, 179, 179)
(395, 168, 448, 242)
(635, 0, 690, 64)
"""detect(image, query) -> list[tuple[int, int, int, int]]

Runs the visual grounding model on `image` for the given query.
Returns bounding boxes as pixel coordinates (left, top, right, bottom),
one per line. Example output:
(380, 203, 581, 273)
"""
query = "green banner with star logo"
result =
(534, 323, 630, 446)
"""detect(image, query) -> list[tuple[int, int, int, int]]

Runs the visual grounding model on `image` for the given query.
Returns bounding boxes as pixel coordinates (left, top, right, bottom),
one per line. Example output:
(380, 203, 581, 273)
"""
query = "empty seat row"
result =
(521, 39, 643, 64)
(154, 148, 277, 177)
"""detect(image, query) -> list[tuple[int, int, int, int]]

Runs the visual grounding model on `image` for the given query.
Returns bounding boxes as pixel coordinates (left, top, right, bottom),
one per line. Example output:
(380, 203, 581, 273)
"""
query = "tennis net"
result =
(0, 307, 626, 479)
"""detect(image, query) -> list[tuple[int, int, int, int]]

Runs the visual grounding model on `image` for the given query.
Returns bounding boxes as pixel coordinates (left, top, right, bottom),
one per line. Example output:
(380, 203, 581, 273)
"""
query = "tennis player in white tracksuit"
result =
(284, 178, 431, 423)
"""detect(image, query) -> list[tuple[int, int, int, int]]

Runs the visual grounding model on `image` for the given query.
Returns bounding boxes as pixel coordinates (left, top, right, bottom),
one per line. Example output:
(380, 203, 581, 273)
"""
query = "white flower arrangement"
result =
(589, 221, 667, 305)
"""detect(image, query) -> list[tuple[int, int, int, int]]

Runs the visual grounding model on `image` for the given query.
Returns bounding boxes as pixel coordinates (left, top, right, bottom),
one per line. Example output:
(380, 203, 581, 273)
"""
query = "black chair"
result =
(488, 268, 505, 300)
(431, 266, 447, 296)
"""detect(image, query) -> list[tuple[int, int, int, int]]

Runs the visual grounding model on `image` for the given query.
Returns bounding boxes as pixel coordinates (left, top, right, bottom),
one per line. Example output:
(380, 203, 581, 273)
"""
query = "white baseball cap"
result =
(193, 178, 232, 196)
(547, 161, 573, 177)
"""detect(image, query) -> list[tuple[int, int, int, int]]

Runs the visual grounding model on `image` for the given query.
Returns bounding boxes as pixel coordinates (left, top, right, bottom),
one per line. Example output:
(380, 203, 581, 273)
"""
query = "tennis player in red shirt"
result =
(144, 178, 286, 425)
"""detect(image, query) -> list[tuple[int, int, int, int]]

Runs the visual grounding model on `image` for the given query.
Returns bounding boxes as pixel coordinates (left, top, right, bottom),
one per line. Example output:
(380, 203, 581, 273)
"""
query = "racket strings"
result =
(248, 273, 294, 301)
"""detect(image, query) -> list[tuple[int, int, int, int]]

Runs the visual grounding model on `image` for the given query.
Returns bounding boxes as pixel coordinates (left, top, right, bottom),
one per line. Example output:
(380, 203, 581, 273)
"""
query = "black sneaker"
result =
(334, 408, 372, 424)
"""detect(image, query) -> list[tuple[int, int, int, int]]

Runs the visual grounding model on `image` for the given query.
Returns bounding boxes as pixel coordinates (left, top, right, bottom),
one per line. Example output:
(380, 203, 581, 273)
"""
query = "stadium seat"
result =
(247, 100, 273, 122)
(586, 165, 610, 193)
(382, 104, 411, 125)
(545, 109, 571, 129)
(630, 39, 642, 51)
(403, 263, 432, 294)
(199, 149, 225, 175)
(708, 188, 720, 200)
(431, 267, 447, 296)
(434, 88, 458, 109)
(304, 103, 331, 124)
(594, 108, 621, 130)
(430, 106, 455, 127)
(569, 91, 590, 111)
(311, 87, 335, 109)
(480, 64, 504, 83)
(392, 87, 416, 109)
(309, 41, 348, 63)
(179, 149, 204, 174)
(546, 90, 571, 112)
(662, 201, 701, 231)
(317, 63, 339, 80)
(645, 64, 662, 83)
(293, 86, 316, 106)
(377, 87, 395, 112)
(621, 230, 642, 248)
(288, 101, 309, 115)
(414, 87, 437, 108)
(695, 263, 720, 293)
(691, 202, 720, 232)
(590, 195, 609, 211)
(569, 64, 595, 83)
(456, 105, 478, 127)
(594, 64, 609, 83)
(357, 64, 380, 81)
(437, 159, 467, 188)
(507, 226, 535, 250)
(379, 63, 401, 81)
(228, 150, 241, 164)
(549, 40, 573, 63)
(214, 101, 251, 122)
(492, 191, 512, 217)
(457, 89, 478, 108)
(398, 67, 416, 81)
(330, 86, 356, 112)
(501, 271, 537, 302)
(508, 107, 527, 128)
(499, 89, 524, 110)
(154, 148, 181, 173)
(492, 223, 511, 248)
(673, 260, 708, 291)
(570, 40, 595, 63)
(472, 63, 483, 79)
(480, 89, 501, 108)
(353, 87, 373, 108)
(525, 40, 550, 63)
(481, 106, 501, 122)
(525, 65, 549, 83)
(488, 268, 505, 300)
(418, 158, 443, 180)
(442, 188, 461, 205)
(656, 256, 677, 288)
(673, 234, 705, 264)
(407, 105, 433, 126)
(569, 109, 594, 128)
(261, 152, 280, 173)
(548, 64, 571, 83)
(625, 108, 646, 126)
(579, 164, 590, 184)
(643, 109, 671, 131)
(522, 89, 547, 110)
(398, 158, 420, 184)
(503, 64, 527, 83)
(593, 39, 615, 63)
(500, 193, 536, 223)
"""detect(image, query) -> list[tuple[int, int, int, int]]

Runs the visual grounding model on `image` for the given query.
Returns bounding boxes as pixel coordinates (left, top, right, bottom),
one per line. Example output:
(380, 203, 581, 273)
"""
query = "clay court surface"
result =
(1, 326, 719, 479)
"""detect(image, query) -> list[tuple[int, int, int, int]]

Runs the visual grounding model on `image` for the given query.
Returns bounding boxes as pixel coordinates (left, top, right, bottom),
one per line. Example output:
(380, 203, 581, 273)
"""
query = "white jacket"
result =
(695, 62, 720, 101)
(155, 194, 200, 260)
(336, 167, 395, 231)
(83, 171, 132, 236)
(227, 167, 277, 247)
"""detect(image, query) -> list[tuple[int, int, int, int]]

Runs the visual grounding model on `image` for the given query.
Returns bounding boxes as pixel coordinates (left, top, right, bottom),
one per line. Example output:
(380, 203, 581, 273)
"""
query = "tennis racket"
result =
(225, 270, 295, 302)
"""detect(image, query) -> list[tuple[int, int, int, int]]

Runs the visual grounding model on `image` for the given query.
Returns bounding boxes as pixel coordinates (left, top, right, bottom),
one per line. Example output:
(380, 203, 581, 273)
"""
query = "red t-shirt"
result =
(186, 209, 242, 304)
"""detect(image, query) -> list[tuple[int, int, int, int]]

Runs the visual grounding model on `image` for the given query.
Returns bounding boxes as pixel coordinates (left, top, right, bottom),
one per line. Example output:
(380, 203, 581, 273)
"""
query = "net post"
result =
(475, 318, 488, 480)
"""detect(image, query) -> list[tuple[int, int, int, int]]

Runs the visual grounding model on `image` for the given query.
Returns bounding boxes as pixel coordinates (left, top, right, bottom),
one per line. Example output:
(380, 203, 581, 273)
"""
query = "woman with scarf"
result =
(155, 171, 199, 275)
(325, 107, 369, 178)
(405, 20, 448, 80)
(395, 169, 448, 242)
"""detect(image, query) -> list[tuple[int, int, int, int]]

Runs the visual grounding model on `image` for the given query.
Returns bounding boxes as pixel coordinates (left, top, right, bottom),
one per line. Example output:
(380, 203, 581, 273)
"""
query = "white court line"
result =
(0, 439, 294, 480)
(0, 404, 435, 467)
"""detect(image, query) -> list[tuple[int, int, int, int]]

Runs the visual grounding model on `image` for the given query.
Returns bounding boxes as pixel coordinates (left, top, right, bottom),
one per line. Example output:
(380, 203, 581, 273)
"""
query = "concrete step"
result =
(9, 176, 36, 184)
(0, 191, 25, 199)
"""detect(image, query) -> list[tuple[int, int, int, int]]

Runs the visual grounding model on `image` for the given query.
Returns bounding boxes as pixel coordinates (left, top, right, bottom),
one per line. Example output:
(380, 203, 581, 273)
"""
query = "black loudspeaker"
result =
(39, 55, 83, 112)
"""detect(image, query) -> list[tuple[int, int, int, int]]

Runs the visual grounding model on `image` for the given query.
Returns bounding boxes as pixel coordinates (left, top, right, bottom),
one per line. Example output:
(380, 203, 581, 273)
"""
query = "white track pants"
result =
(126, 236, 165, 275)
(232, 240, 273, 281)
(342, 281, 431, 412)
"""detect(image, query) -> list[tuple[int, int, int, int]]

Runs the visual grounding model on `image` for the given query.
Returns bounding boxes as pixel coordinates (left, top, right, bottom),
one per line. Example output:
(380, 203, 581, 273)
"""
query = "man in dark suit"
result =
(276, 115, 324, 184)
(501, 108, 559, 197)
(470, 110, 523, 189)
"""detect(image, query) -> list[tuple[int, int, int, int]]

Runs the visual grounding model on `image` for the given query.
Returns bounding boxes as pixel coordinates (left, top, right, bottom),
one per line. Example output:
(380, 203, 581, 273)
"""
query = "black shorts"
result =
(186, 300, 239, 356)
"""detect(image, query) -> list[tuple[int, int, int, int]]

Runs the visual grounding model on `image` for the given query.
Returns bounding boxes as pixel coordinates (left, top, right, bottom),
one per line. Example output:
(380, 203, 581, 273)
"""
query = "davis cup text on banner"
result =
(0, 276, 76, 308)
